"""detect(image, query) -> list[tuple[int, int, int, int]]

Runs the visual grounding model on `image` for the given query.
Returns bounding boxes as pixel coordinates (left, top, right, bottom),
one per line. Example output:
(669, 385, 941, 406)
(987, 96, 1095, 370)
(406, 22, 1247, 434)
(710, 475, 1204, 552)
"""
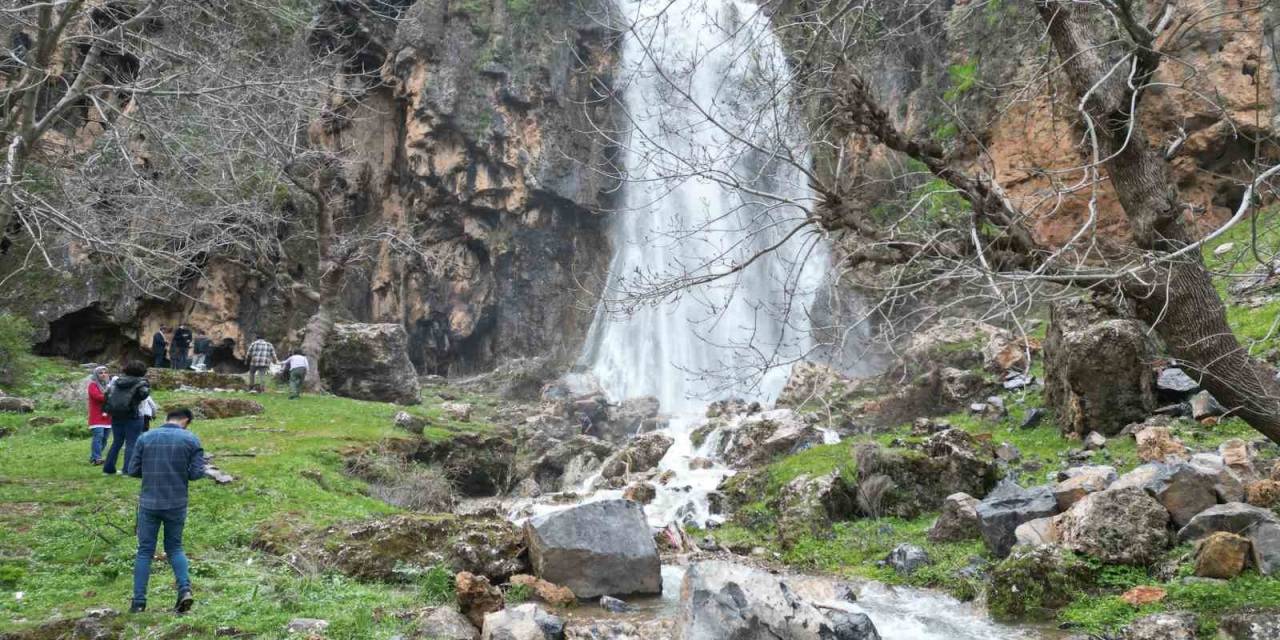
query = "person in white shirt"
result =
(139, 395, 159, 432)
(282, 351, 309, 399)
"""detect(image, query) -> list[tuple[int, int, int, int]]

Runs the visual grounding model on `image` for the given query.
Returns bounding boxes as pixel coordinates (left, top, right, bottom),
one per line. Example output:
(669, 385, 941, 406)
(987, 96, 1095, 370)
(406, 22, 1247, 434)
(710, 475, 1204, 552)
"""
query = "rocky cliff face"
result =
(4, 0, 623, 375)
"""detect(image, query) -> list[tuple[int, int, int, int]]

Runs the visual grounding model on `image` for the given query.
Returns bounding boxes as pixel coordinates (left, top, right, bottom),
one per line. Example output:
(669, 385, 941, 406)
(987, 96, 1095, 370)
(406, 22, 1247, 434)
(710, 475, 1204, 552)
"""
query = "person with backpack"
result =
(126, 407, 205, 614)
(102, 361, 152, 475)
(87, 366, 111, 465)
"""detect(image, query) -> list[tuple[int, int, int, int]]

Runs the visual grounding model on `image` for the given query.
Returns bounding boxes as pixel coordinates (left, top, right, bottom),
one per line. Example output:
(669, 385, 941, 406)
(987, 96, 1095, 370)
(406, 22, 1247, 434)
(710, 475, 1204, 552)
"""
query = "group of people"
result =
(150, 324, 213, 370)
(246, 335, 309, 399)
(86, 362, 208, 614)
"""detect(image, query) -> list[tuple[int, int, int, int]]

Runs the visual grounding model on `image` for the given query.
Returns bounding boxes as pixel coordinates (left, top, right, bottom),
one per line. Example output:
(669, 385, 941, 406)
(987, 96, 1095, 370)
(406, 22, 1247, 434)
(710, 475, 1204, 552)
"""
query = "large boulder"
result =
(524, 500, 660, 598)
(675, 561, 880, 640)
(0, 396, 35, 413)
(988, 545, 1094, 621)
(1111, 462, 1217, 527)
(1177, 503, 1280, 543)
(1189, 453, 1246, 503)
(1247, 521, 1280, 575)
(481, 604, 565, 640)
(776, 471, 857, 540)
(1043, 299, 1157, 437)
(852, 429, 1000, 519)
(1056, 487, 1170, 565)
(927, 492, 982, 543)
(600, 433, 673, 479)
(976, 482, 1059, 557)
(717, 409, 825, 468)
(1194, 532, 1251, 579)
(319, 323, 421, 405)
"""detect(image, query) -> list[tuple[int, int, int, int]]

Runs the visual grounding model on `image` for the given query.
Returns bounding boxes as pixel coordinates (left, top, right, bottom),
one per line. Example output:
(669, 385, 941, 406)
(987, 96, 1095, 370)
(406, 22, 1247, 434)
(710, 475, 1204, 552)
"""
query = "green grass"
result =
(0, 358, 485, 638)
(1203, 209, 1280, 357)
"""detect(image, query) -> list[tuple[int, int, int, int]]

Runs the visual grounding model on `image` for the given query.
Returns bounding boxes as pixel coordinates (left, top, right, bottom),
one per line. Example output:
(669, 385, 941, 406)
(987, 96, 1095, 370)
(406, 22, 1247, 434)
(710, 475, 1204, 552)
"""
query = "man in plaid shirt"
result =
(126, 407, 205, 613)
(245, 335, 277, 391)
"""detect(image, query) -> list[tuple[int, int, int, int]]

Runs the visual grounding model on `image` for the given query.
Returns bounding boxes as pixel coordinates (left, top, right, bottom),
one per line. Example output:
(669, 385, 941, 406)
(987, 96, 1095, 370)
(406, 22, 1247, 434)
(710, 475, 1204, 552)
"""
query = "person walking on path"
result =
(246, 336, 277, 392)
(87, 366, 111, 464)
(191, 332, 212, 370)
(102, 361, 151, 475)
(126, 407, 206, 614)
(281, 350, 309, 399)
(151, 327, 169, 368)
(171, 324, 193, 370)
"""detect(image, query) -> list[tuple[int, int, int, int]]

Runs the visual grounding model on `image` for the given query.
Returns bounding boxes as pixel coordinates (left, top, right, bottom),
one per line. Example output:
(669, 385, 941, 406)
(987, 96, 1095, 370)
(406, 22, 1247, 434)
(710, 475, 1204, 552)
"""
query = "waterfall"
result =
(579, 0, 828, 413)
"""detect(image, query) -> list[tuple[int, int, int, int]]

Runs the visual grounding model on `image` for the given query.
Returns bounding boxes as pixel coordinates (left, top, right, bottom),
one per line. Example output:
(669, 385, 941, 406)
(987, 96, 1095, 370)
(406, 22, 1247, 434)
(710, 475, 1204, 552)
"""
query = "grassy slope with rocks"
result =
(695, 212, 1280, 638)
(0, 358, 490, 639)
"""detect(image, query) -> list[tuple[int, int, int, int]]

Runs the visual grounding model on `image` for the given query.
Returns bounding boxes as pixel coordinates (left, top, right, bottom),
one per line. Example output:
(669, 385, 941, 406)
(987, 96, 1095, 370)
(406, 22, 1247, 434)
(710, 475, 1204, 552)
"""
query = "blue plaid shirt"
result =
(126, 423, 206, 510)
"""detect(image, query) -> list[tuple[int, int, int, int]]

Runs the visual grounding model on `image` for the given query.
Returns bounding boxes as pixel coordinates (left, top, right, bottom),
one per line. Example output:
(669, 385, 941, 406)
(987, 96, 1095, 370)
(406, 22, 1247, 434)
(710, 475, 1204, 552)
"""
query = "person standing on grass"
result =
(245, 335, 277, 392)
(87, 366, 111, 465)
(126, 407, 205, 614)
(151, 327, 169, 368)
(281, 349, 309, 399)
(101, 361, 151, 475)
(171, 324, 193, 370)
(140, 394, 158, 433)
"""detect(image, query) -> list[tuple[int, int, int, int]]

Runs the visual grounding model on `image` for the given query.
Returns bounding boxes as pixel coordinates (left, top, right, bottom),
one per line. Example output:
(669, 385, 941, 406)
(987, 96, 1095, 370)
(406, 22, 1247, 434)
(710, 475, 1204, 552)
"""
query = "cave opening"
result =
(35, 304, 142, 364)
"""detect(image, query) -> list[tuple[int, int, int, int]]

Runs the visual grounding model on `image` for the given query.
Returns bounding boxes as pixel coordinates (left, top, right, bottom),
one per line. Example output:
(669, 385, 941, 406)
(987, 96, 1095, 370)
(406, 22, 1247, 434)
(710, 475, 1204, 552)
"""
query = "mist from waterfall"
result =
(579, 0, 828, 413)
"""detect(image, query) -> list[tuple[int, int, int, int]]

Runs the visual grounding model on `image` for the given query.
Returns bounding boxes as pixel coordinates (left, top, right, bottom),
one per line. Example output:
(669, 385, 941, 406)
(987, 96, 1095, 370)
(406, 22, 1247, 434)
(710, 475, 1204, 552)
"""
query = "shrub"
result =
(988, 546, 1095, 621)
(349, 448, 457, 512)
(0, 313, 34, 387)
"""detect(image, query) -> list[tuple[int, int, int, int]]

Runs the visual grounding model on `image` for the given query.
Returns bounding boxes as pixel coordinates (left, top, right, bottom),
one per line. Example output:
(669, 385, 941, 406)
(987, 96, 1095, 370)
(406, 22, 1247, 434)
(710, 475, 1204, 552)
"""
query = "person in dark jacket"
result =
(171, 324, 193, 369)
(102, 361, 151, 475)
(151, 327, 169, 368)
(126, 407, 205, 614)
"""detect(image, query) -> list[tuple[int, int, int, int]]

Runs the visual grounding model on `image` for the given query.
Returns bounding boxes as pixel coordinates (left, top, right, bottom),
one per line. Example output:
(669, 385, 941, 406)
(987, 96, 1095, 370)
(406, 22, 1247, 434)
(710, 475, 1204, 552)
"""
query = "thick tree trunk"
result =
(1038, 0, 1280, 442)
(300, 260, 344, 392)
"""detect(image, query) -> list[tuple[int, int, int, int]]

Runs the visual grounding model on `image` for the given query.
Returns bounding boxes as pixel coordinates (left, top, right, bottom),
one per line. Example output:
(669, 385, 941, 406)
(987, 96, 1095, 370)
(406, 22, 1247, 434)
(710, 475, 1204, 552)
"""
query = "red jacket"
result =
(87, 382, 110, 427)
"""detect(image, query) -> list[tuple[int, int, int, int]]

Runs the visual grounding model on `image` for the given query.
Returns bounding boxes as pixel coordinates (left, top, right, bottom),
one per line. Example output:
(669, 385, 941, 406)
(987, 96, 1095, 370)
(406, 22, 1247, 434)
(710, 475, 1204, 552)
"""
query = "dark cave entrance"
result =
(35, 304, 142, 363)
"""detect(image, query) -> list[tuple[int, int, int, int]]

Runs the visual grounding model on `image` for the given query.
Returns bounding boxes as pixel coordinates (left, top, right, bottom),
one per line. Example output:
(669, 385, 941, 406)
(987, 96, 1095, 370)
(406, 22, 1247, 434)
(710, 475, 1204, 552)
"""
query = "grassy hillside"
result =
(0, 358, 481, 639)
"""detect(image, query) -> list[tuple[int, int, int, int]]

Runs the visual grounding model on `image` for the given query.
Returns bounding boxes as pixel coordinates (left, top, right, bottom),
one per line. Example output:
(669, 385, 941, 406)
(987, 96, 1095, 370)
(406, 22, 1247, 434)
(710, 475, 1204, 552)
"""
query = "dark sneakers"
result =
(175, 589, 194, 614)
(129, 601, 146, 614)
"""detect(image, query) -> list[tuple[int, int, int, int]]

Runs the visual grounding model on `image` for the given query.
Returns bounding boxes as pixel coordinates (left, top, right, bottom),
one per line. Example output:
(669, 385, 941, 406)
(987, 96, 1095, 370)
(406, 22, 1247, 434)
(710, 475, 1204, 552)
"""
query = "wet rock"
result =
(885, 544, 930, 575)
(1043, 300, 1157, 437)
(320, 323, 421, 405)
(688, 457, 714, 470)
(1121, 612, 1196, 640)
(285, 618, 330, 634)
(1053, 465, 1117, 511)
(675, 561, 880, 640)
(927, 493, 981, 543)
(443, 402, 474, 422)
(599, 596, 631, 613)
(1193, 532, 1251, 579)
(988, 545, 1094, 621)
(481, 603, 565, 640)
(976, 482, 1059, 557)
(1014, 516, 1061, 547)
(1246, 479, 1280, 507)
(0, 397, 34, 413)
(563, 620, 675, 640)
(595, 397, 665, 444)
(1111, 462, 1217, 527)
(524, 500, 660, 598)
(1157, 368, 1199, 398)
(1057, 487, 1170, 565)
(1135, 425, 1189, 463)
(394, 411, 427, 434)
(1220, 610, 1280, 639)
(1247, 521, 1280, 575)
(518, 434, 615, 493)
(600, 433, 673, 479)
(458, 572, 505, 629)
(622, 482, 655, 505)
(509, 574, 576, 607)
(1178, 503, 1280, 543)
(415, 606, 481, 640)
(1190, 391, 1226, 420)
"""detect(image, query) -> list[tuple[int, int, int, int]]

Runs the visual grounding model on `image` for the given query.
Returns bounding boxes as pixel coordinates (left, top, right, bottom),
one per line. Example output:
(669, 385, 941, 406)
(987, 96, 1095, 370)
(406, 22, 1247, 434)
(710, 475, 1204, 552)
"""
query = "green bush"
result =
(988, 546, 1095, 621)
(0, 313, 34, 387)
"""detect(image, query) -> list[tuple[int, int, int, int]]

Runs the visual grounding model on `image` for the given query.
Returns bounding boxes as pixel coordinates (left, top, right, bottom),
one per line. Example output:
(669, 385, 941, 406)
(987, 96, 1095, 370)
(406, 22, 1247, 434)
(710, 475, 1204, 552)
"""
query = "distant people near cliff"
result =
(191, 332, 212, 371)
(246, 336, 277, 392)
(87, 366, 111, 465)
(171, 324, 193, 370)
(282, 350, 309, 400)
(151, 327, 169, 368)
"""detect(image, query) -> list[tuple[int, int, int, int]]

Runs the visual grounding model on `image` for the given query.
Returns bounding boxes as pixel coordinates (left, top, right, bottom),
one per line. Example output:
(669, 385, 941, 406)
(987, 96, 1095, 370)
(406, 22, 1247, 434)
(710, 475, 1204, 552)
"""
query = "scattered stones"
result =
(285, 618, 330, 634)
(509, 574, 576, 607)
(443, 402, 474, 422)
(599, 596, 631, 613)
(1121, 612, 1196, 640)
(1193, 532, 1251, 579)
(457, 572, 505, 629)
(524, 499, 661, 599)
(1157, 368, 1200, 397)
(1177, 503, 1280, 543)
(1120, 586, 1168, 607)
(415, 606, 481, 640)
(1246, 480, 1280, 507)
(0, 396, 34, 413)
(1014, 516, 1061, 547)
(1020, 408, 1045, 429)
(1057, 487, 1170, 565)
(1190, 391, 1226, 420)
(622, 482, 656, 505)
(1135, 426, 1189, 463)
(927, 493, 981, 543)
(1111, 462, 1217, 527)
(600, 433, 673, 479)
(481, 604, 566, 640)
(394, 411, 427, 434)
(1084, 432, 1107, 450)
(976, 482, 1059, 558)
(319, 323, 422, 405)
(1053, 465, 1117, 511)
(884, 544, 930, 575)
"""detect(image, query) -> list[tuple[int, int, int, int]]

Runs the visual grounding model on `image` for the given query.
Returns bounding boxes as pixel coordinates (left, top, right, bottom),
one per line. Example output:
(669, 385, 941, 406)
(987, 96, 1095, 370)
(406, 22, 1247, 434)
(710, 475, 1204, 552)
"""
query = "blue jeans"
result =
(103, 416, 142, 474)
(89, 426, 110, 462)
(133, 506, 190, 605)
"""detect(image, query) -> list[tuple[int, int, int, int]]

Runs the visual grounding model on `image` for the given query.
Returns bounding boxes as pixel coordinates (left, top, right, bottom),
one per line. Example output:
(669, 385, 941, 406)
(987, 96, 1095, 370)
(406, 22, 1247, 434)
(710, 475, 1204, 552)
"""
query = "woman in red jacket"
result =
(87, 366, 111, 464)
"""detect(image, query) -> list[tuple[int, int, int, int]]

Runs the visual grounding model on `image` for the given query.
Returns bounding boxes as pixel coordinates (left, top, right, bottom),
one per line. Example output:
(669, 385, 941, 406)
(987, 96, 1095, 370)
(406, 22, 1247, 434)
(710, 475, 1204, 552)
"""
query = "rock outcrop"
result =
(1056, 488, 1170, 565)
(320, 323, 421, 404)
(976, 482, 1058, 557)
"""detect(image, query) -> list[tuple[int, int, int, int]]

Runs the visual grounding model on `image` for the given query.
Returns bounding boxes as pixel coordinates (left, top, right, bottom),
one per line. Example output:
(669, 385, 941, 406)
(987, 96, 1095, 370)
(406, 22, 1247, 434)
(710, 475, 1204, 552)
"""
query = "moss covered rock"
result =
(988, 545, 1094, 621)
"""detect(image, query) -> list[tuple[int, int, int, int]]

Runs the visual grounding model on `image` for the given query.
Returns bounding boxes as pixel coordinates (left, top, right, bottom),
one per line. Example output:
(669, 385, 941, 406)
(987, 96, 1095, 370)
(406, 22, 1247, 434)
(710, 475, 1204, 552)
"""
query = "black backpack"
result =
(104, 378, 149, 417)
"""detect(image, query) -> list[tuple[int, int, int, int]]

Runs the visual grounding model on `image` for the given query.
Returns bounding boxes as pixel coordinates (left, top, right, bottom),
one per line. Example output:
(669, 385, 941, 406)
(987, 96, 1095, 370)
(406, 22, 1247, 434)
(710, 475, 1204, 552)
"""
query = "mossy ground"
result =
(0, 357, 483, 639)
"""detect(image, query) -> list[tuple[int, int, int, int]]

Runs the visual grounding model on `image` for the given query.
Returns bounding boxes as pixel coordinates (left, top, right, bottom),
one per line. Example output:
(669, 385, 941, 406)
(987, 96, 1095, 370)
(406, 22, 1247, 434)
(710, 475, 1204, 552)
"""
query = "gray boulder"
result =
(1220, 611, 1280, 640)
(1247, 521, 1280, 576)
(481, 604, 565, 640)
(885, 544, 930, 575)
(0, 396, 34, 413)
(976, 482, 1059, 557)
(927, 493, 981, 542)
(319, 323, 421, 405)
(1056, 487, 1170, 565)
(1156, 368, 1199, 397)
(1053, 466, 1117, 511)
(525, 500, 660, 598)
(1112, 462, 1217, 527)
(676, 561, 879, 640)
(417, 606, 481, 640)
(1177, 502, 1280, 543)
(1122, 612, 1197, 640)
(1190, 391, 1226, 420)
(1189, 453, 1246, 503)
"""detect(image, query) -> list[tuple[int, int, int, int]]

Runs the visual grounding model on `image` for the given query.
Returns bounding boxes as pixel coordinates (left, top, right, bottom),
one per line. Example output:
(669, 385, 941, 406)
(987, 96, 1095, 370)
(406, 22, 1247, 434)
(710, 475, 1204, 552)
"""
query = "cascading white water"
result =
(577, 0, 829, 527)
